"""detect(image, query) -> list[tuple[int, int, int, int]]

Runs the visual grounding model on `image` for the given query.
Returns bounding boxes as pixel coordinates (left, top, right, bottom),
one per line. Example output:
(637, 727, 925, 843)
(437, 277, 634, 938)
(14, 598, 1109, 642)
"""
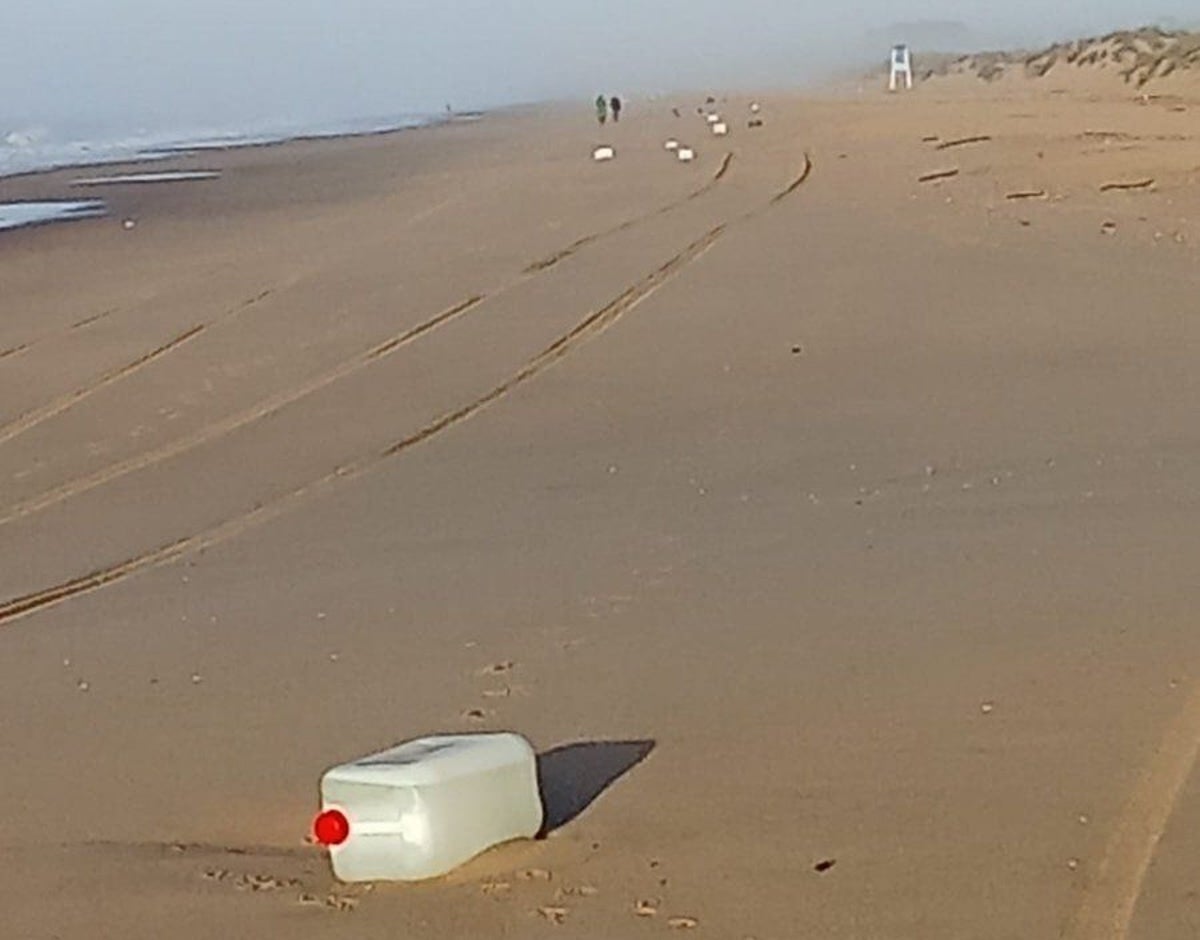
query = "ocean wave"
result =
(3, 126, 50, 149)
(0, 200, 107, 232)
(0, 111, 459, 180)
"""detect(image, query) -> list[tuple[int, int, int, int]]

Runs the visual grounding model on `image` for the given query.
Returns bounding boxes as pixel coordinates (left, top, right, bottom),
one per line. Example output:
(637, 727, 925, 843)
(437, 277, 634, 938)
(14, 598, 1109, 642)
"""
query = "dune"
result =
(914, 26, 1200, 98)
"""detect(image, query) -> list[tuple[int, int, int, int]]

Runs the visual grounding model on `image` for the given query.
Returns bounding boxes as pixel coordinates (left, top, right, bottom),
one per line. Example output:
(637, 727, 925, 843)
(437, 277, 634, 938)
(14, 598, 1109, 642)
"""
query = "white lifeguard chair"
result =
(889, 44, 913, 92)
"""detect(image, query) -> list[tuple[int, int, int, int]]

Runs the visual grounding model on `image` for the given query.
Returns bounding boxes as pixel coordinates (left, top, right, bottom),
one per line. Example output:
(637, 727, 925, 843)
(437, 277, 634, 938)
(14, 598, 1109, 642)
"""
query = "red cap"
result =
(313, 808, 350, 847)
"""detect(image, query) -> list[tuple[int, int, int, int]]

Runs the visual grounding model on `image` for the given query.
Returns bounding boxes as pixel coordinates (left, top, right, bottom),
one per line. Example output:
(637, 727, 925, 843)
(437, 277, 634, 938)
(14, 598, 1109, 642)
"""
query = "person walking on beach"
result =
(595, 94, 608, 125)
(610, 95, 623, 123)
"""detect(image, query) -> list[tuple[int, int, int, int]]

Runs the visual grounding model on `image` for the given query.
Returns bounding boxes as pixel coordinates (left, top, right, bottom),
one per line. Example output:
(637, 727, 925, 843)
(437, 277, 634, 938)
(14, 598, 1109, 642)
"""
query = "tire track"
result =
(0, 154, 813, 627)
(523, 151, 734, 274)
(70, 308, 120, 330)
(0, 290, 273, 447)
(380, 223, 727, 459)
(0, 325, 206, 447)
(0, 307, 119, 364)
(2, 154, 738, 524)
(1061, 681, 1200, 940)
(712, 151, 734, 182)
(0, 227, 725, 626)
(0, 190, 446, 372)
(0, 152, 726, 445)
(770, 152, 814, 204)
(0, 295, 483, 526)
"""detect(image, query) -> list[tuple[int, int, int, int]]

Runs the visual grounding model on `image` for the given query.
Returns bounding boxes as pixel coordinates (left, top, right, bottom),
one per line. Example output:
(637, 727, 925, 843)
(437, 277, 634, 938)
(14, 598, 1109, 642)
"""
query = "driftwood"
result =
(936, 134, 992, 150)
(918, 168, 959, 183)
(1099, 178, 1155, 192)
(921, 135, 940, 143)
(1005, 189, 1047, 200)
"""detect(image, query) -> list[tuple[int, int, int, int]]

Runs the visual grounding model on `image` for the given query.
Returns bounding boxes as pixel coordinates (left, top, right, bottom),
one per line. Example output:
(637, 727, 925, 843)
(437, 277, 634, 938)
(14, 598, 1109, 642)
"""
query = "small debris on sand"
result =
(668, 916, 700, 929)
(1099, 178, 1154, 192)
(936, 134, 992, 150)
(814, 859, 837, 873)
(918, 168, 959, 184)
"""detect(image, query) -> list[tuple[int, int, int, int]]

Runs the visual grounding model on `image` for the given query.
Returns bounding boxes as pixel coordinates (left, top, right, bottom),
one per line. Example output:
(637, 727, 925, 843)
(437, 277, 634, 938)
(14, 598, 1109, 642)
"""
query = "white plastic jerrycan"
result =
(313, 732, 544, 882)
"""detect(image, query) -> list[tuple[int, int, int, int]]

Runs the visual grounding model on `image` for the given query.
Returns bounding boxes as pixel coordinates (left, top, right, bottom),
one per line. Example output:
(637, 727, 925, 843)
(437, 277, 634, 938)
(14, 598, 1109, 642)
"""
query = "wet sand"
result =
(2, 79, 1200, 939)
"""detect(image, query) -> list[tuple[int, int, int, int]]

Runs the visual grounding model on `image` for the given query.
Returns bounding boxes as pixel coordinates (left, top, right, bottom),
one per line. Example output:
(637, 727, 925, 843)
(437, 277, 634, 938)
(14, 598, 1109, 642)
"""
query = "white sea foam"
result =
(0, 200, 107, 232)
(71, 171, 221, 186)
(0, 111, 462, 180)
(4, 127, 49, 149)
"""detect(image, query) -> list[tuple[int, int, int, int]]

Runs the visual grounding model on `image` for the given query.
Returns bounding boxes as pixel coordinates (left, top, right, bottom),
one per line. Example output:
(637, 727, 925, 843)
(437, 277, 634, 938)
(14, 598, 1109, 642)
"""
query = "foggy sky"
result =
(4, 1, 1198, 128)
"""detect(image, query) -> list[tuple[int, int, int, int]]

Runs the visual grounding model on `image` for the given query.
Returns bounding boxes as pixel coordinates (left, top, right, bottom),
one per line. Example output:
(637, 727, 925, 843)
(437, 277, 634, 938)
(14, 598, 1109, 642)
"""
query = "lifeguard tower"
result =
(889, 44, 913, 91)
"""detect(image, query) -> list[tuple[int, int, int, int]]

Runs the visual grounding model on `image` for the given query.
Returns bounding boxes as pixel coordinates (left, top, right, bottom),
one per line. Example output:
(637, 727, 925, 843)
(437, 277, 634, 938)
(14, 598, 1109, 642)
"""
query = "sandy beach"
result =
(2, 54, 1200, 939)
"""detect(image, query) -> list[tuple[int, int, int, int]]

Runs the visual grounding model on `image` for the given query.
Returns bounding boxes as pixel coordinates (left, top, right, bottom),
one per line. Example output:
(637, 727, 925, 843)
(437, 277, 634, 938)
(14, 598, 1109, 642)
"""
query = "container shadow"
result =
(536, 739, 656, 836)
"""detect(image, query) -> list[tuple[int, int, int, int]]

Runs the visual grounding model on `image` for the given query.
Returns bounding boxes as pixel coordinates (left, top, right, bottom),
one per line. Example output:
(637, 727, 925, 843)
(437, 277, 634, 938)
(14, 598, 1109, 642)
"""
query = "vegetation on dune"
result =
(904, 27, 1200, 87)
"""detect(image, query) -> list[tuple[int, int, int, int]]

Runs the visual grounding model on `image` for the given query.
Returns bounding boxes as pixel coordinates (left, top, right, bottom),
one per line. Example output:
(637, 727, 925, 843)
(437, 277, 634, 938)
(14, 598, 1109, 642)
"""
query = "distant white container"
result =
(664, 139, 680, 151)
(677, 148, 696, 162)
(314, 732, 544, 883)
(706, 114, 721, 125)
(593, 146, 615, 161)
(750, 102, 761, 114)
(711, 122, 728, 136)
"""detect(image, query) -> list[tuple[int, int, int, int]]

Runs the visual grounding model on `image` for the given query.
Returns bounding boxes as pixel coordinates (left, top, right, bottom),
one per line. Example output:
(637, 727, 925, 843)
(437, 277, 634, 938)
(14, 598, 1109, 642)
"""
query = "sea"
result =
(0, 110, 465, 232)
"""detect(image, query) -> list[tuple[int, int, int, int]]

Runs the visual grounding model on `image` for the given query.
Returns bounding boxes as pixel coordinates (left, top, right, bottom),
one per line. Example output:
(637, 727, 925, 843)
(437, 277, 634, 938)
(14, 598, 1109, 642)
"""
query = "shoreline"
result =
(0, 110, 484, 183)
(0, 110, 489, 234)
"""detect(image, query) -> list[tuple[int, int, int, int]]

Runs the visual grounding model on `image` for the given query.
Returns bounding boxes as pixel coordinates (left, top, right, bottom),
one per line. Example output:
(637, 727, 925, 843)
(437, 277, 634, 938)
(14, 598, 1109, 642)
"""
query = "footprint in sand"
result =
(295, 891, 361, 913)
(559, 884, 599, 898)
(537, 905, 569, 924)
(203, 866, 309, 898)
(324, 894, 359, 912)
(481, 880, 513, 898)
